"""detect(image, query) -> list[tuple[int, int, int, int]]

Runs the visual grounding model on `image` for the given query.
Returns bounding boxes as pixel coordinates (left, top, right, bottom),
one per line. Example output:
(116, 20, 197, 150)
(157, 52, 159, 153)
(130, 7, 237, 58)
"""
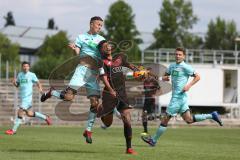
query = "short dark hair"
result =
(90, 16, 103, 23)
(176, 47, 186, 55)
(22, 61, 30, 66)
(97, 40, 108, 51)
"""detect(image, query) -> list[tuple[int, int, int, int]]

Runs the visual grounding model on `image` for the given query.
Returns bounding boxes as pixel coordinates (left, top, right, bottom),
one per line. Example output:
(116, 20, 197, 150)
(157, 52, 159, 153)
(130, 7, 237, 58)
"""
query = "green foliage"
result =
(32, 31, 73, 79)
(0, 33, 20, 78)
(205, 17, 238, 50)
(32, 55, 65, 79)
(150, 0, 200, 49)
(0, 33, 19, 62)
(182, 33, 204, 49)
(104, 0, 142, 62)
(37, 31, 71, 58)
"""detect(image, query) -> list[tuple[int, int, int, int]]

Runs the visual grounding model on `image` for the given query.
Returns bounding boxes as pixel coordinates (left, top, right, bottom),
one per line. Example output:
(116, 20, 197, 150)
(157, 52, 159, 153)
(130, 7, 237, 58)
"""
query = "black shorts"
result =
(143, 97, 156, 114)
(97, 88, 131, 117)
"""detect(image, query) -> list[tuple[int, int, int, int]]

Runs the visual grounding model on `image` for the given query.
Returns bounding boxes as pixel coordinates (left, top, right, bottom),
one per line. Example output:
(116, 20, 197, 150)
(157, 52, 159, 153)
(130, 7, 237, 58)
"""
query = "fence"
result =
(141, 48, 240, 65)
(0, 79, 148, 126)
(1, 49, 240, 126)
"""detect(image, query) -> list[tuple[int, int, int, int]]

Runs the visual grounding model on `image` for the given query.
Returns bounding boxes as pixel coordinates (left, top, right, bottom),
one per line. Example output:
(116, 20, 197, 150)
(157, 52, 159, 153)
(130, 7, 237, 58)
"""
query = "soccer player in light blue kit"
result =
(5, 61, 51, 135)
(142, 47, 223, 146)
(41, 16, 105, 144)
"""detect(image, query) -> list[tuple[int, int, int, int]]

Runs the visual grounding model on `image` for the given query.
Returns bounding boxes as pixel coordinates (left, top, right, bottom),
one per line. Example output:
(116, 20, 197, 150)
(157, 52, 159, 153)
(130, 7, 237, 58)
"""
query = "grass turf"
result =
(0, 126, 240, 160)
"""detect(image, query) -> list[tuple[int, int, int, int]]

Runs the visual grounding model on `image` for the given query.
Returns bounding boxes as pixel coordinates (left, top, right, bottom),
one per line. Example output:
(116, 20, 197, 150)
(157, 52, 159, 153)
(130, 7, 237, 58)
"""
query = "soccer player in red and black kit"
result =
(97, 40, 139, 155)
(141, 68, 161, 136)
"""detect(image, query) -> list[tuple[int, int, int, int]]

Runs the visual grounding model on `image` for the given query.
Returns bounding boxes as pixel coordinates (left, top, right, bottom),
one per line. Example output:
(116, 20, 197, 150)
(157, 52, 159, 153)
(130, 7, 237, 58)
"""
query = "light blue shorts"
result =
(69, 65, 100, 98)
(20, 98, 32, 110)
(166, 96, 189, 117)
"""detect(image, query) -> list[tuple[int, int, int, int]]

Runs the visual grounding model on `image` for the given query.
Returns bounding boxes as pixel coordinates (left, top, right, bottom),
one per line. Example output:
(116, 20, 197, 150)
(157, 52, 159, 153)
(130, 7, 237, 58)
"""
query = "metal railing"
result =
(141, 48, 240, 65)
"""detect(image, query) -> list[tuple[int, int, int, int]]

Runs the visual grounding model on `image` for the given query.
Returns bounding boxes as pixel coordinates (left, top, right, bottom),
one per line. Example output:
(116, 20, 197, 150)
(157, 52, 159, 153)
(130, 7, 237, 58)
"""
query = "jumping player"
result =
(5, 61, 51, 135)
(97, 40, 139, 154)
(141, 47, 223, 146)
(41, 16, 105, 144)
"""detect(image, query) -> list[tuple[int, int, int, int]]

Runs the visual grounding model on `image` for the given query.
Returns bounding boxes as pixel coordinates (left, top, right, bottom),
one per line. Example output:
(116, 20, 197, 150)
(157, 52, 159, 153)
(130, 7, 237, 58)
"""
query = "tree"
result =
(104, 0, 142, 61)
(150, 0, 200, 49)
(32, 55, 67, 79)
(4, 11, 15, 27)
(205, 17, 238, 50)
(37, 31, 71, 58)
(181, 32, 203, 49)
(32, 31, 73, 79)
(0, 33, 19, 78)
(0, 33, 19, 62)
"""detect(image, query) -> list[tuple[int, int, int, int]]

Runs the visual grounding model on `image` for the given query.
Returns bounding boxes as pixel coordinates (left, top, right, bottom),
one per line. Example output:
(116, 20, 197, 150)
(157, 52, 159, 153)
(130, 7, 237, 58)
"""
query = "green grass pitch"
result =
(0, 126, 240, 160)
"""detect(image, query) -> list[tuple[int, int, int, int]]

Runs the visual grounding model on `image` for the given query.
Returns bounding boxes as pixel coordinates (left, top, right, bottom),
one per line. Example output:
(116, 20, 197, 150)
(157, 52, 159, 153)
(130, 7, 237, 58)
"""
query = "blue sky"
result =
(0, 0, 239, 39)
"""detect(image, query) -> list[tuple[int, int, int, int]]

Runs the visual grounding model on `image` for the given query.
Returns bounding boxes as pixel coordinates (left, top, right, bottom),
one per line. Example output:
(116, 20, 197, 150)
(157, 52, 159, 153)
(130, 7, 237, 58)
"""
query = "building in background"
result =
(141, 48, 240, 118)
(0, 25, 59, 65)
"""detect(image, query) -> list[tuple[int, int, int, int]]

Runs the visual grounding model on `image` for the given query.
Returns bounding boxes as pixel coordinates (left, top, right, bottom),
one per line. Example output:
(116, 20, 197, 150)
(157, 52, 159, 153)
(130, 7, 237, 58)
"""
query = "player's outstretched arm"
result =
(12, 78, 19, 87)
(126, 63, 139, 72)
(36, 81, 44, 94)
(183, 73, 200, 92)
(161, 72, 170, 81)
(68, 43, 80, 55)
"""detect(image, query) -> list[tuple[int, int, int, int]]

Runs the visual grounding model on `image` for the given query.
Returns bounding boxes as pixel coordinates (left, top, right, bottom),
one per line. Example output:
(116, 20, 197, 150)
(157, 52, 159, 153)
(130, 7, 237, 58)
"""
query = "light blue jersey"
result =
(166, 61, 195, 98)
(67, 32, 105, 98)
(75, 32, 105, 60)
(166, 61, 195, 116)
(11, 72, 47, 132)
(17, 71, 38, 102)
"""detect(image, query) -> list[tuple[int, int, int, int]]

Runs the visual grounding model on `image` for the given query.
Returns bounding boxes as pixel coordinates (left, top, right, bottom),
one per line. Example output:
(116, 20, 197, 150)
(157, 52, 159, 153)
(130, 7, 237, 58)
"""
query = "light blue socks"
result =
(193, 114, 212, 122)
(86, 111, 96, 131)
(152, 125, 167, 142)
(51, 90, 61, 99)
(35, 112, 47, 120)
(12, 117, 22, 132)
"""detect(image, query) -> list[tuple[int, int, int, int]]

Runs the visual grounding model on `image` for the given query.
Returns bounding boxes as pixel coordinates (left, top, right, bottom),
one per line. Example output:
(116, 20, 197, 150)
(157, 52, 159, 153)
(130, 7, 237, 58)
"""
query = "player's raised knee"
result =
(60, 88, 76, 101)
(17, 109, 25, 116)
(26, 110, 34, 117)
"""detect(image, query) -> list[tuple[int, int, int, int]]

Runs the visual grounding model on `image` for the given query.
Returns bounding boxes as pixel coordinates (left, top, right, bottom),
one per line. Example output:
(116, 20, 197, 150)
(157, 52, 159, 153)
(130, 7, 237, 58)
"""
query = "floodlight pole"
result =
(234, 37, 240, 51)
(0, 53, 1, 79)
(234, 37, 240, 65)
(141, 49, 144, 64)
(235, 37, 240, 105)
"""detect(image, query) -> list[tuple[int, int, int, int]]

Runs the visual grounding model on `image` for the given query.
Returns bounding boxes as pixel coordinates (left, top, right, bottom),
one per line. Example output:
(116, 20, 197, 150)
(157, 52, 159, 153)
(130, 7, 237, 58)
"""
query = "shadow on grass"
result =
(6, 149, 97, 154)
